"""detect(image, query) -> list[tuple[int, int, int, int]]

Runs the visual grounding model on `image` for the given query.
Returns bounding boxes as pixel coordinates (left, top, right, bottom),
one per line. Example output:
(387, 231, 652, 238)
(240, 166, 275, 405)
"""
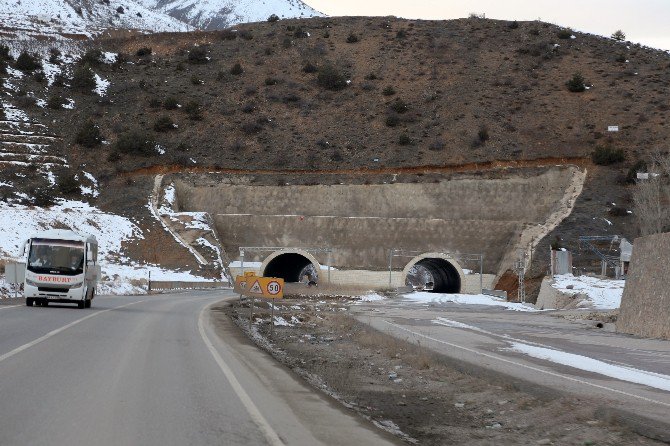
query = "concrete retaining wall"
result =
(174, 166, 584, 280)
(216, 214, 519, 272)
(175, 168, 574, 222)
(229, 265, 495, 294)
(617, 233, 670, 340)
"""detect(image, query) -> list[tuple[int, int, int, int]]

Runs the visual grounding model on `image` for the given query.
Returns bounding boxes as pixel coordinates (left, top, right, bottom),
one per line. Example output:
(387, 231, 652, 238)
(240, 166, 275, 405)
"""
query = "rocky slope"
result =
(1, 16, 668, 288)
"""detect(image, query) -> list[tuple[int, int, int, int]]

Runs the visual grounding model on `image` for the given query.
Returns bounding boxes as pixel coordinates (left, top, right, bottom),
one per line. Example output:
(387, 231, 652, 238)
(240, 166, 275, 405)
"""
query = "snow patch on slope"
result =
(551, 274, 625, 309)
(0, 199, 212, 295)
(0, 0, 190, 38)
(135, 0, 322, 30)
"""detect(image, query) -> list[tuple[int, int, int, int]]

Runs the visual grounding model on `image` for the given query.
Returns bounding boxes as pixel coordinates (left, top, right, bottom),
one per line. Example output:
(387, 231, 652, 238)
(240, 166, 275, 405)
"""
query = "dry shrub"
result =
(130, 278, 147, 288)
(333, 315, 440, 369)
(327, 312, 357, 332)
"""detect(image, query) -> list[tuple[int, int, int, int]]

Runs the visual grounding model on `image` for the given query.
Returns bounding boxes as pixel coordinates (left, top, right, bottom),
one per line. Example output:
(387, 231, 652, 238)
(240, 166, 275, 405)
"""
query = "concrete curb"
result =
(595, 407, 670, 444)
(353, 314, 670, 442)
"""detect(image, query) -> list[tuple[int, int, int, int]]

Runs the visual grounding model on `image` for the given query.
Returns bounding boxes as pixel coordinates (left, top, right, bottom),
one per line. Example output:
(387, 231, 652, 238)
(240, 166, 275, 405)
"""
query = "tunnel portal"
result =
(406, 258, 462, 293)
(262, 253, 317, 283)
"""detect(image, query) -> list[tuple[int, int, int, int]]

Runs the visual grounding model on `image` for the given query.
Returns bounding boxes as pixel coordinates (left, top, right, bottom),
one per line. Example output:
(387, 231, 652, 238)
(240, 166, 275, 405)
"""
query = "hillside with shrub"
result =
(1, 15, 669, 286)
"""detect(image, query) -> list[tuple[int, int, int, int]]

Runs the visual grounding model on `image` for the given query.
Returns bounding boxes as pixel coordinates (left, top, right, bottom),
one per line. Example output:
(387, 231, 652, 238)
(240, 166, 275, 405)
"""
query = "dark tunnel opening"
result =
(407, 258, 461, 293)
(263, 253, 315, 283)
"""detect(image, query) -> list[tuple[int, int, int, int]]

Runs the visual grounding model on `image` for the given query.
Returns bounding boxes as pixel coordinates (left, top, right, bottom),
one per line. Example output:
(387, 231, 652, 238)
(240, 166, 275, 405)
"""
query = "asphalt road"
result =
(354, 299, 670, 439)
(0, 292, 399, 446)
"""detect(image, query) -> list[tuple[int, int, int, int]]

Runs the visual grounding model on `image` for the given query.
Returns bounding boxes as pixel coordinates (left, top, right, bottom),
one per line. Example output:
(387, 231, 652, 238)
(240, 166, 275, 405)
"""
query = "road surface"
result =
(354, 299, 670, 440)
(0, 292, 399, 446)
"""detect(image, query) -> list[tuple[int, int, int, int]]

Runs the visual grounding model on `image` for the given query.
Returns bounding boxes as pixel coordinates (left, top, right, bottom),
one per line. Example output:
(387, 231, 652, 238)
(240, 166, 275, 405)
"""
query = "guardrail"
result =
(149, 281, 230, 291)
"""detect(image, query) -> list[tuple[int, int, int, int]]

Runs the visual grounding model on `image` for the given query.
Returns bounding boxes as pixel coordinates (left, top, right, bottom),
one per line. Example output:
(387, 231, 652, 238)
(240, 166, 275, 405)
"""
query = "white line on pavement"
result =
(0, 305, 21, 311)
(432, 317, 670, 388)
(0, 300, 145, 364)
(198, 301, 284, 446)
(384, 320, 670, 408)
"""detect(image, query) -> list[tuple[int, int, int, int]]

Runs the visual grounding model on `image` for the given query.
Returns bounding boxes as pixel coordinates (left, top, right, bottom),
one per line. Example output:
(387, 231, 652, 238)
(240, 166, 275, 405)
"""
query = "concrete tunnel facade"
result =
(169, 165, 585, 293)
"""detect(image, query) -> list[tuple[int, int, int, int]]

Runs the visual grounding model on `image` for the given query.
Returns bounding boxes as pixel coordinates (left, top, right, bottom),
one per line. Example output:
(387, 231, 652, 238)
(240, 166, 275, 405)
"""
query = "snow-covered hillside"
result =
(135, 0, 322, 30)
(0, 0, 320, 38)
(0, 0, 189, 38)
(0, 198, 220, 296)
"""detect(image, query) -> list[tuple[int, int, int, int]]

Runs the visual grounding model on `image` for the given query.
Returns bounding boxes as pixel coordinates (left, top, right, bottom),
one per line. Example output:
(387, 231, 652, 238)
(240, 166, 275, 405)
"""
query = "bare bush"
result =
(632, 151, 670, 235)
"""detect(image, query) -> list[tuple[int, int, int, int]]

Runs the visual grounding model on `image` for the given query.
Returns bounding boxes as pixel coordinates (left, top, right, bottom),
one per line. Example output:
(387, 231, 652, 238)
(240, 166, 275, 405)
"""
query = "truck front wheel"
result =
(26, 298, 33, 307)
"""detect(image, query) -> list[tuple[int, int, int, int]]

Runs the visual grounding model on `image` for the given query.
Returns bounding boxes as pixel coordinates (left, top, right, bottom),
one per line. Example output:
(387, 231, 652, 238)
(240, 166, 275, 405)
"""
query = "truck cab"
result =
(23, 230, 101, 309)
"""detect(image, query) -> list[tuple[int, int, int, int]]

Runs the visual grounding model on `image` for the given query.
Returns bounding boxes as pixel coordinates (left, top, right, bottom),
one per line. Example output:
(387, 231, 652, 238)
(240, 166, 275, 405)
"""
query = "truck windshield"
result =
(27, 239, 85, 275)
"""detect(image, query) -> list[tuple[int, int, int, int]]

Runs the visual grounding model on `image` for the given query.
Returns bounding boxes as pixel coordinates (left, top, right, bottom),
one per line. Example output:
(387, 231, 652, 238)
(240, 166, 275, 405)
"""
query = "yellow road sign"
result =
(235, 273, 284, 299)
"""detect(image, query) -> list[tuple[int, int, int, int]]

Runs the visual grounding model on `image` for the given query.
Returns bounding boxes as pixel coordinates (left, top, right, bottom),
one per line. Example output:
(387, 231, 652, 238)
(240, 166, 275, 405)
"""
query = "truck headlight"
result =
(70, 281, 83, 289)
(25, 278, 38, 287)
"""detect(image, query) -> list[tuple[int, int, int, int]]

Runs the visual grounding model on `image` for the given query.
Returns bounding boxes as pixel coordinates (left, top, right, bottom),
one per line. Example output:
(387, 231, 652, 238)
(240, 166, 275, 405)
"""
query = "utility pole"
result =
(515, 248, 526, 303)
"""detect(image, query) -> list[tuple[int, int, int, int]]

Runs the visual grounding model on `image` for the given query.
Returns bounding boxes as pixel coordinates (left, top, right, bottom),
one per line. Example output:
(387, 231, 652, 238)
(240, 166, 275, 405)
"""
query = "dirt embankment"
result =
(121, 157, 592, 177)
(218, 298, 663, 446)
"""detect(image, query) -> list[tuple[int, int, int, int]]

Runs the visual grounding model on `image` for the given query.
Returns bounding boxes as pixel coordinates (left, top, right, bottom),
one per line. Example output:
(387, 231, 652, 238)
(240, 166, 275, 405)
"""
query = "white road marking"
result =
(384, 320, 670, 408)
(0, 301, 145, 364)
(198, 301, 284, 446)
(0, 305, 21, 311)
(432, 316, 670, 380)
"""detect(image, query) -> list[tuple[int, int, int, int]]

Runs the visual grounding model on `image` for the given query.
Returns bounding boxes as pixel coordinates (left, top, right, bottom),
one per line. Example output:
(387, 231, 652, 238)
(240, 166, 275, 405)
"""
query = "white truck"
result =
(22, 230, 101, 309)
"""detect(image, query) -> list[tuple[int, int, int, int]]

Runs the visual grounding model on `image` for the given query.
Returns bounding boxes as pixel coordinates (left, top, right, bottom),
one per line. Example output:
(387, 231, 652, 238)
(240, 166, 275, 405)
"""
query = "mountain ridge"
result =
(0, 0, 321, 36)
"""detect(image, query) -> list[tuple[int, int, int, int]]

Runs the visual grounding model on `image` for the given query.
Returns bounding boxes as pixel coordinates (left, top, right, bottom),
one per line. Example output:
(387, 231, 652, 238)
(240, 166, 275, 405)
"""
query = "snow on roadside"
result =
(507, 342, 670, 392)
(551, 274, 625, 309)
(273, 316, 294, 327)
(403, 292, 538, 312)
(356, 292, 387, 302)
(98, 263, 219, 295)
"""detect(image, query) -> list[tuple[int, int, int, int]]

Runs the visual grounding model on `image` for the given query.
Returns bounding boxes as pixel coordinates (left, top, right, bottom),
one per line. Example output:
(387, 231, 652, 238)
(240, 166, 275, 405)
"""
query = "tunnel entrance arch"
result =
(402, 253, 465, 294)
(261, 249, 322, 283)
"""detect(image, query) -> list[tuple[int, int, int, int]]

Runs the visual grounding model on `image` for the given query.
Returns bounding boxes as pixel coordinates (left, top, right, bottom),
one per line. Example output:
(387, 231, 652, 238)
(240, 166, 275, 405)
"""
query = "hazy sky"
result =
(303, 0, 670, 51)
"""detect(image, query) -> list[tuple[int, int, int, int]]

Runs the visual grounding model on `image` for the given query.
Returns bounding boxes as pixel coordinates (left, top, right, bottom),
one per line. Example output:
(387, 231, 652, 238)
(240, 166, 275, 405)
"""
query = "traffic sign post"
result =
(270, 300, 275, 337)
(234, 273, 284, 299)
(234, 273, 284, 334)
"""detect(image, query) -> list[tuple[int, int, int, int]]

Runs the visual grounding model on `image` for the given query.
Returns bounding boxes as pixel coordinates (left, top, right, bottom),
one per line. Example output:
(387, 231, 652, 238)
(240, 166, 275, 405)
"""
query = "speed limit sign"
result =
(267, 281, 282, 295)
(235, 274, 283, 298)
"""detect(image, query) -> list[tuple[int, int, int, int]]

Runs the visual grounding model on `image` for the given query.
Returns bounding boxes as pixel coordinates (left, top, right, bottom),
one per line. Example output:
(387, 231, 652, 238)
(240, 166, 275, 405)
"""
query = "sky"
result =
(303, 0, 670, 51)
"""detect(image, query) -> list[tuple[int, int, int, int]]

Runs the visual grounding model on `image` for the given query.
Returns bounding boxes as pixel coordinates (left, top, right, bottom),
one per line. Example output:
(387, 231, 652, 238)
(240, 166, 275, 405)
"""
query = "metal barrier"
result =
(148, 281, 230, 291)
